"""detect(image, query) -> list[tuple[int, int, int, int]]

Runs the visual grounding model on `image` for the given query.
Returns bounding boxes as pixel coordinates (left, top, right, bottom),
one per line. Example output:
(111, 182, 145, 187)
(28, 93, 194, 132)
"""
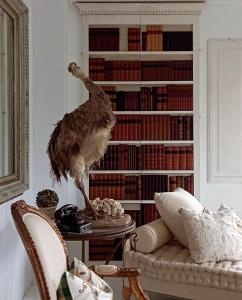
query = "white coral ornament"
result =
(91, 198, 124, 216)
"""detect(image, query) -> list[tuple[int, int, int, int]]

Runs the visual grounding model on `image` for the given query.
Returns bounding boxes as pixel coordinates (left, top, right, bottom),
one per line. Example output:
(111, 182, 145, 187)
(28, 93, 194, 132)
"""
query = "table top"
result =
(62, 219, 136, 241)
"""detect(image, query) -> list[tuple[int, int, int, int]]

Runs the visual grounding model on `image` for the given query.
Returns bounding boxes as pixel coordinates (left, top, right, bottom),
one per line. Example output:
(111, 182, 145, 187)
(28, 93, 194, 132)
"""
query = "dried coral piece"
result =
(91, 198, 124, 217)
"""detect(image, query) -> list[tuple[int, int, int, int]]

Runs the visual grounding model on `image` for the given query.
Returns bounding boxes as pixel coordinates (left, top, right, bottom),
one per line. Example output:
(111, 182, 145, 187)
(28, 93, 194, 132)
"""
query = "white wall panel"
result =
(208, 39, 242, 182)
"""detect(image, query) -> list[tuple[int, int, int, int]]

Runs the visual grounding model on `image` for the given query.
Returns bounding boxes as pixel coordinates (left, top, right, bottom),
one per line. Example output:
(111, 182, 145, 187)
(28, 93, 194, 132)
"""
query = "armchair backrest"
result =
(11, 200, 69, 300)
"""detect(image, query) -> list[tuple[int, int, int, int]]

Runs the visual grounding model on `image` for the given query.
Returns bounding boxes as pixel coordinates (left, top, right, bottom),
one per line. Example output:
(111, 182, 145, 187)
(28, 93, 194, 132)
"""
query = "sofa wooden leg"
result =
(129, 277, 150, 300)
(123, 286, 132, 300)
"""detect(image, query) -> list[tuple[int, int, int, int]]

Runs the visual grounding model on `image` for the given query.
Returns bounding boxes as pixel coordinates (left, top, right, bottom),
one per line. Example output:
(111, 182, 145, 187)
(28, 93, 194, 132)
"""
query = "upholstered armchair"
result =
(11, 200, 148, 300)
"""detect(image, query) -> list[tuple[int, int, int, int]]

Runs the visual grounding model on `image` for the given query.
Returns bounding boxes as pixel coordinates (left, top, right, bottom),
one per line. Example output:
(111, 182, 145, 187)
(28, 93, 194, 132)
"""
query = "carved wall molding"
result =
(73, 3, 205, 15)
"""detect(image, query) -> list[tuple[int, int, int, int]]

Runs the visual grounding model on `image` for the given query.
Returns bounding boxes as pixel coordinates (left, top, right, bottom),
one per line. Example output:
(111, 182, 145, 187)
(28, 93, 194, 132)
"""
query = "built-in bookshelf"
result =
(78, 11, 199, 262)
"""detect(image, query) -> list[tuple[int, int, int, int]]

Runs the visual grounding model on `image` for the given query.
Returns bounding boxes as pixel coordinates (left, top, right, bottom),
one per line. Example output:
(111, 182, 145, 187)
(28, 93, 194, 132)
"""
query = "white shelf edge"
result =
(113, 111, 193, 115)
(91, 170, 194, 174)
(89, 51, 193, 55)
(95, 81, 194, 85)
(119, 200, 156, 204)
(108, 140, 194, 144)
(142, 200, 156, 204)
(119, 200, 142, 204)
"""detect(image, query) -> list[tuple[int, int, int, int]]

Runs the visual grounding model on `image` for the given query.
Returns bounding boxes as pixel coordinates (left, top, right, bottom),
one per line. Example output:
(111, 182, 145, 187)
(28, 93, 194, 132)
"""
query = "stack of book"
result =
(90, 174, 169, 201)
(141, 175, 168, 200)
(163, 31, 193, 51)
(89, 59, 193, 81)
(112, 115, 193, 141)
(142, 204, 160, 224)
(89, 238, 122, 261)
(128, 28, 141, 51)
(89, 58, 105, 80)
(89, 28, 119, 51)
(146, 25, 163, 51)
(169, 175, 194, 194)
(97, 85, 193, 111)
(99, 145, 194, 170)
(141, 60, 193, 81)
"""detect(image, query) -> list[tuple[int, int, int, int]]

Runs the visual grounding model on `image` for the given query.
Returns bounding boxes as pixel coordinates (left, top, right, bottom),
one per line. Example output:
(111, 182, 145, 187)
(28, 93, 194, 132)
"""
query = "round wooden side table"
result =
(62, 219, 136, 263)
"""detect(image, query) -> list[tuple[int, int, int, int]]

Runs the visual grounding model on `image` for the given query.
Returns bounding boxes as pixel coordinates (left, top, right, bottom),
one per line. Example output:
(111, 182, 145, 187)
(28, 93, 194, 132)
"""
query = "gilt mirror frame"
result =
(0, 0, 29, 204)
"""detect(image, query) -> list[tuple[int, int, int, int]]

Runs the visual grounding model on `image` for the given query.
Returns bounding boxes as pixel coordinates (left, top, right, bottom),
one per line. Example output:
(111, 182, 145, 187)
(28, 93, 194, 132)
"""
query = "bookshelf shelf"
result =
(89, 51, 193, 60)
(89, 51, 193, 55)
(108, 140, 194, 145)
(94, 81, 194, 86)
(113, 111, 193, 115)
(119, 200, 156, 204)
(91, 170, 194, 174)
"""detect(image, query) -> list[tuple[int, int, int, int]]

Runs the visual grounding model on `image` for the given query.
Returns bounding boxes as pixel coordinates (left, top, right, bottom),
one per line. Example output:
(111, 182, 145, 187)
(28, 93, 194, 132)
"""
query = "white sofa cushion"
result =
(132, 218, 173, 253)
(154, 188, 203, 247)
(179, 207, 242, 263)
(125, 241, 242, 293)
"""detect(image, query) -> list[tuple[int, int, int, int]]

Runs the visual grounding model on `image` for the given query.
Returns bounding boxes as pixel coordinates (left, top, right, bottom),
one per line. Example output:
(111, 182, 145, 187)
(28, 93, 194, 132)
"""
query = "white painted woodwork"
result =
(108, 140, 194, 145)
(92, 170, 194, 174)
(113, 111, 193, 115)
(94, 81, 194, 85)
(208, 39, 242, 183)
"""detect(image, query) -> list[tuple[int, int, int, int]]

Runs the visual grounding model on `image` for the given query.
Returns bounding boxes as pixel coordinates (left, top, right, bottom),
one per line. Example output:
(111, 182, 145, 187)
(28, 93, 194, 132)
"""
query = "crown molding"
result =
(72, 2, 206, 15)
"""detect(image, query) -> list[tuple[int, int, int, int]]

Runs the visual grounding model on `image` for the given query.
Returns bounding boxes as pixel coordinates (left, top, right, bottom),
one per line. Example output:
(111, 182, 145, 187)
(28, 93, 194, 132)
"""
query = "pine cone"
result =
(36, 189, 59, 208)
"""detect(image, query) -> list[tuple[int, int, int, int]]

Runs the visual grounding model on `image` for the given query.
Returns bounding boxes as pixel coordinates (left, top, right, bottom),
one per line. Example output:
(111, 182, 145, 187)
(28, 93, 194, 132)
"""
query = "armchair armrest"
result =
(90, 265, 149, 300)
(91, 265, 140, 277)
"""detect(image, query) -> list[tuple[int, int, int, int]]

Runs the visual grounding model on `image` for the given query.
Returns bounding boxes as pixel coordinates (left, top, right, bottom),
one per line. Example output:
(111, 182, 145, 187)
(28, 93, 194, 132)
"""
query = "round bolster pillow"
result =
(132, 218, 173, 253)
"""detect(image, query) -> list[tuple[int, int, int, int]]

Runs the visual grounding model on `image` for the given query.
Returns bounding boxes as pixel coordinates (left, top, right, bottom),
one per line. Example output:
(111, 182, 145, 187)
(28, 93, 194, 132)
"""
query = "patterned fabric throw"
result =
(57, 258, 113, 300)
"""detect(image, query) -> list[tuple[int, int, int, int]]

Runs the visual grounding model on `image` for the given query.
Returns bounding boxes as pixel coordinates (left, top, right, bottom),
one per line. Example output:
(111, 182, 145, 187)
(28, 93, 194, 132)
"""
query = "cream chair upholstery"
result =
(11, 200, 148, 300)
(23, 213, 66, 300)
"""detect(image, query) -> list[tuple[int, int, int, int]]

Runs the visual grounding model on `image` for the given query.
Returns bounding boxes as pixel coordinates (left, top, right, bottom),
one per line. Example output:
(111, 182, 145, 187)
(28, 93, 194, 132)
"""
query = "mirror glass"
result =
(0, 8, 14, 177)
(0, 0, 29, 204)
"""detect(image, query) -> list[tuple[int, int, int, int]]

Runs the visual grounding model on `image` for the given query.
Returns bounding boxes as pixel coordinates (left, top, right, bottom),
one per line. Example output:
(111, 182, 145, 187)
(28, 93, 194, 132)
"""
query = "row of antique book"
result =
(99, 145, 193, 170)
(101, 85, 193, 111)
(89, 204, 161, 261)
(89, 174, 194, 201)
(89, 58, 193, 81)
(111, 115, 193, 141)
(89, 27, 193, 52)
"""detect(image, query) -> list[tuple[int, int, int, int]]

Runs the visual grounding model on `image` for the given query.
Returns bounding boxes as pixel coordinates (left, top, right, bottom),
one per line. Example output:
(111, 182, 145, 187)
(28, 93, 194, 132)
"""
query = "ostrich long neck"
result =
(73, 67, 108, 101)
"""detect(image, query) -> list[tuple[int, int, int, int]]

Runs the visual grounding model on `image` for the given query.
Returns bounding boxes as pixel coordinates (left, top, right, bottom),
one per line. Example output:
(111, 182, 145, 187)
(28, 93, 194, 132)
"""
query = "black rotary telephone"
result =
(54, 204, 92, 233)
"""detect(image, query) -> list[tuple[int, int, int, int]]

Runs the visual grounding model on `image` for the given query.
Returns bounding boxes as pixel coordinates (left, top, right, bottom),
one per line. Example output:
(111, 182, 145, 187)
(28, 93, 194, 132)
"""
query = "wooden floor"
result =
(22, 283, 188, 300)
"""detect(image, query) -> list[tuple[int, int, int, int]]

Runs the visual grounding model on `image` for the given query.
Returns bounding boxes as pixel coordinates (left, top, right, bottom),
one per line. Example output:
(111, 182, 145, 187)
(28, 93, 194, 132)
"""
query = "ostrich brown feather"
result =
(47, 63, 116, 216)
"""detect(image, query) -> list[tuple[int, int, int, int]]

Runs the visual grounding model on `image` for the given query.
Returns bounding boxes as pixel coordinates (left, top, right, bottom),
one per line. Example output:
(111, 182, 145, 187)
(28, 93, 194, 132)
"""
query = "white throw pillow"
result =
(179, 207, 242, 263)
(132, 218, 173, 253)
(57, 257, 113, 299)
(154, 188, 203, 247)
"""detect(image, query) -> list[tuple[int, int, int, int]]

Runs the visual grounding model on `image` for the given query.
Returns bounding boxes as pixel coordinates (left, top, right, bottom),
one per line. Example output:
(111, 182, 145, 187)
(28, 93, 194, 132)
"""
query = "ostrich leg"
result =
(75, 180, 98, 218)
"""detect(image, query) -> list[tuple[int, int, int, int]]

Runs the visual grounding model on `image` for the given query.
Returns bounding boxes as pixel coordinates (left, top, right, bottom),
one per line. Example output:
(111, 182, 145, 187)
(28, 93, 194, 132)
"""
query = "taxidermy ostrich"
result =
(47, 62, 116, 218)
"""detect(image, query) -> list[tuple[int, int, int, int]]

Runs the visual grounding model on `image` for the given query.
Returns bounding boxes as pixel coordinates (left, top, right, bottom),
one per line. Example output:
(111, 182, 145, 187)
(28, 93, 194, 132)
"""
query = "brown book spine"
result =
(179, 146, 187, 170)
(172, 146, 179, 170)
(165, 146, 173, 170)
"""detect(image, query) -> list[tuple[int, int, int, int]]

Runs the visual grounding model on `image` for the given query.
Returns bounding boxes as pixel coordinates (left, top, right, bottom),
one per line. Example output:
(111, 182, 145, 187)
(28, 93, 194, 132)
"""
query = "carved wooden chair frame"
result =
(11, 200, 148, 300)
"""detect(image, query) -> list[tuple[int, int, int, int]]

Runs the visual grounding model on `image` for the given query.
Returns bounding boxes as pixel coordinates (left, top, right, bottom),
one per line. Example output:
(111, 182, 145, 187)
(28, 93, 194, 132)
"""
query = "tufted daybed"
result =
(124, 219, 242, 300)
